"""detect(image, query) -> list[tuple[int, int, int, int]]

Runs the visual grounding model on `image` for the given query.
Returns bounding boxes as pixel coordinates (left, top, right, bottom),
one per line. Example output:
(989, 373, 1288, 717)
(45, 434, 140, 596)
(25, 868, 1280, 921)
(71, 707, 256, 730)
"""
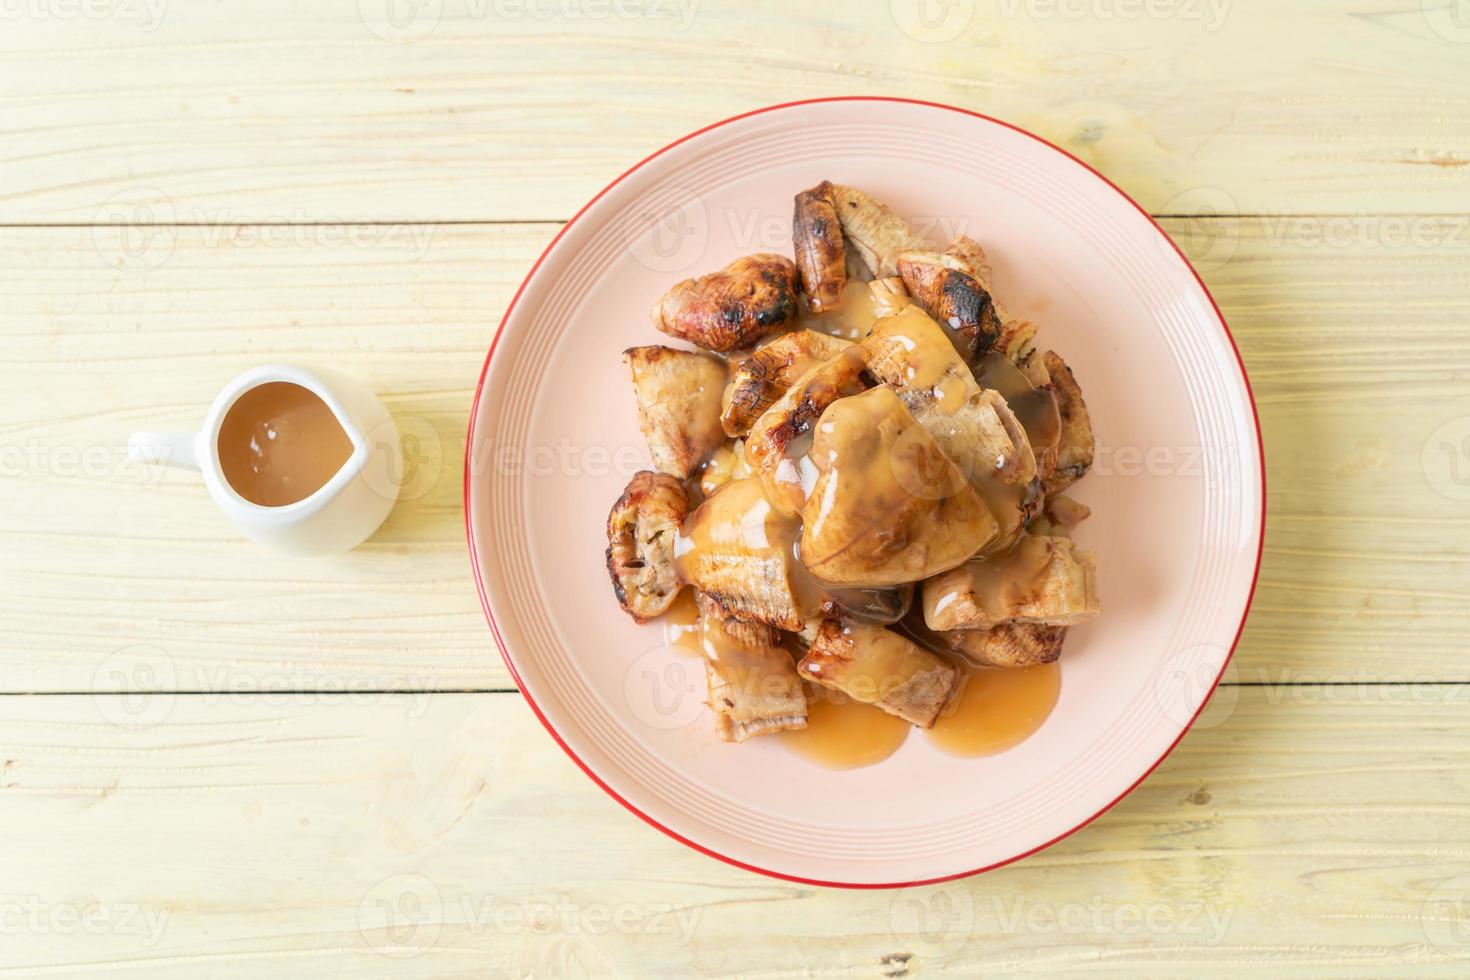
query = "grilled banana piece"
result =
(938, 235, 1023, 333)
(829, 184, 928, 278)
(869, 276, 910, 317)
(930, 237, 1054, 386)
(698, 594, 807, 742)
(800, 387, 996, 587)
(947, 622, 1068, 668)
(922, 533, 1100, 632)
(720, 330, 854, 437)
(698, 440, 751, 497)
(624, 345, 727, 479)
(743, 347, 869, 515)
(860, 306, 1038, 490)
(605, 471, 689, 622)
(675, 478, 812, 631)
(1040, 494, 1091, 534)
(798, 619, 959, 728)
(1041, 350, 1095, 496)
(895, 250, 1008, 363)
(651, 254, 800, 352)
(942, 235, 994, 285)
(793, 181, 847, 313)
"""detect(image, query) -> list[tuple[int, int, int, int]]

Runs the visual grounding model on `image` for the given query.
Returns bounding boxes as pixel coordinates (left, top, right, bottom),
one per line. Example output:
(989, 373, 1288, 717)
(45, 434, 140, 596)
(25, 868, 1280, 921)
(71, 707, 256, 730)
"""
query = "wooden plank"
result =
(0, 689, 1467, 977)
(2, 2, 1468, 222)
(3, 216, 1468, 692)
(0, 223, 542, 694)
(1172, 214, 1470, 682)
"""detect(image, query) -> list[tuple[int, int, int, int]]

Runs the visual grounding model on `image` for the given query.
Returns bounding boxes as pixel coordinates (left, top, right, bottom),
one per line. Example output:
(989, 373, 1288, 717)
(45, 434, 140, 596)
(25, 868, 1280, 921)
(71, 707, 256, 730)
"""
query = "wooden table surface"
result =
(5, 2, 1470, 976)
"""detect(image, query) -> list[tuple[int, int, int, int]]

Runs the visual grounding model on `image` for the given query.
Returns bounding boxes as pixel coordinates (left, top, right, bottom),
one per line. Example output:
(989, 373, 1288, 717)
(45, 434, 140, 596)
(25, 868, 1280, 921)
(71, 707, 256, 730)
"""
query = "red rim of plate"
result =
(462, 96, 1266, 890)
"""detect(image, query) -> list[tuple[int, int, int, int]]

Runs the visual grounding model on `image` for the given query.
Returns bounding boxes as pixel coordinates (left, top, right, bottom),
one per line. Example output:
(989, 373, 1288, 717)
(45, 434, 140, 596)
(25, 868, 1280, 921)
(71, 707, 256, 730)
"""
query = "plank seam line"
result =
(3, 682, 1467, 698)
(0, 687, 524, 697)
(4, 213, 1470, 230)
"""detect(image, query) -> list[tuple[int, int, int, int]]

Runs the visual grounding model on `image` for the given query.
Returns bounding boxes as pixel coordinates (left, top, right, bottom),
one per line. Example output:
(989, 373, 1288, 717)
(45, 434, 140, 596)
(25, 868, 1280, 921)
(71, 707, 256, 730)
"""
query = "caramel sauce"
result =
(218, 382, 354, 508)
(659, 590, 702, 655)
(866, 307, 978, 416)
(818, 581, 913, 626)
(675, 478, 914, 627)
(861, 311, 1058, 552)
(800, 279, 880, 340)
(929, 534, 1061, 629)
(677, 328, 1069, 763)
(969, 473, 1040, 557)
(778, 684, 910, 769)
(749, 346, 868, 517)
(675, 478, 826, 631)
(868, 277, 910, 317)
(801, 386, 990, 586)
(974, 352, 1060, 453)
(863, 309, 1032, 553)
(801, 621, 932, 704)
(698, 441, 750, 498)
(697, 601, 775, 674)
(675, 478, 801, 577)
(768, 428, 820, 513)
(927, 662, 1060, 756)
(896, 608, 1062, 755)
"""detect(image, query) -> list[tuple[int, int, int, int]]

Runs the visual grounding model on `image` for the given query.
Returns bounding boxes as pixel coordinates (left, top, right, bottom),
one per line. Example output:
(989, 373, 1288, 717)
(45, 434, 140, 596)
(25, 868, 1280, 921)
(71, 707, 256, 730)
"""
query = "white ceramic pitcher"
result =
(129, 365, 401, 556)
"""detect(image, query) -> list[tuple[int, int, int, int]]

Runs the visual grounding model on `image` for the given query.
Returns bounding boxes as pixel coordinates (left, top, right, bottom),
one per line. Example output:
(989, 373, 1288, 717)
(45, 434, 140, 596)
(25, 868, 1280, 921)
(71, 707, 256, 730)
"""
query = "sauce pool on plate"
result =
(927, 662, 1061, 757)
(660, 590, 703, 655)
(778, 685, 910, 770)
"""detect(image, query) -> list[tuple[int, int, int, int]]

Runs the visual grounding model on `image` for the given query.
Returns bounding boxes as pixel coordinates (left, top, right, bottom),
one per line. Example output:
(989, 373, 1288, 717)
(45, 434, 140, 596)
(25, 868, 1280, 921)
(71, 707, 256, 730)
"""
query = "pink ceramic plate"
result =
(465, 98, 1264, 887)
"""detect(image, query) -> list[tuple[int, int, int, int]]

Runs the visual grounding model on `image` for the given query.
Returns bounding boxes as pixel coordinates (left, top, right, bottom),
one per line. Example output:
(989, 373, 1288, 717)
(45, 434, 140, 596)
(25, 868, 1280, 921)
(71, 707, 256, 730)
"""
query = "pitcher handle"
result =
(128, 431, 203, 471)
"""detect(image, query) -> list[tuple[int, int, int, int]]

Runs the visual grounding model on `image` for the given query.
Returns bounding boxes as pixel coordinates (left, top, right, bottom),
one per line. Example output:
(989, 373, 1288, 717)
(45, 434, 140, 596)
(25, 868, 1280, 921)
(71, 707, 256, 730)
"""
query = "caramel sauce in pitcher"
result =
(218, 382, 354, 507)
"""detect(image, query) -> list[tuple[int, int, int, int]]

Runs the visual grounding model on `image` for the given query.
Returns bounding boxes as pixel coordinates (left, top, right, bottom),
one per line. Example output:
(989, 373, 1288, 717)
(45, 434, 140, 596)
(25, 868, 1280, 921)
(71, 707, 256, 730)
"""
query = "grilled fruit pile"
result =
(605, 183, 1099, 745)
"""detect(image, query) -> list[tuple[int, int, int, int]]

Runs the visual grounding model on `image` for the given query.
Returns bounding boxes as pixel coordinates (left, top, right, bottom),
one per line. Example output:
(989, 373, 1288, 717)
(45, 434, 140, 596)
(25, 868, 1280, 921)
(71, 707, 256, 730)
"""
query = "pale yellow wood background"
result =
(3, 1, 1469, 976)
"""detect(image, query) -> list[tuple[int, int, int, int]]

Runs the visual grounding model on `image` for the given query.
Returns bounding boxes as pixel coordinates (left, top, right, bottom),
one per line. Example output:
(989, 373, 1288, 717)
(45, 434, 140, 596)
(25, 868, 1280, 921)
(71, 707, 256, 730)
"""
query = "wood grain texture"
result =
(0, 689, 1467, 977)
(5, 219, 1469, 692)
(1170, 214, 1470, 682)
(2, 1, 1468, 223)
(4, 10, 1468, 972)
(0, 222, 540, 694)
